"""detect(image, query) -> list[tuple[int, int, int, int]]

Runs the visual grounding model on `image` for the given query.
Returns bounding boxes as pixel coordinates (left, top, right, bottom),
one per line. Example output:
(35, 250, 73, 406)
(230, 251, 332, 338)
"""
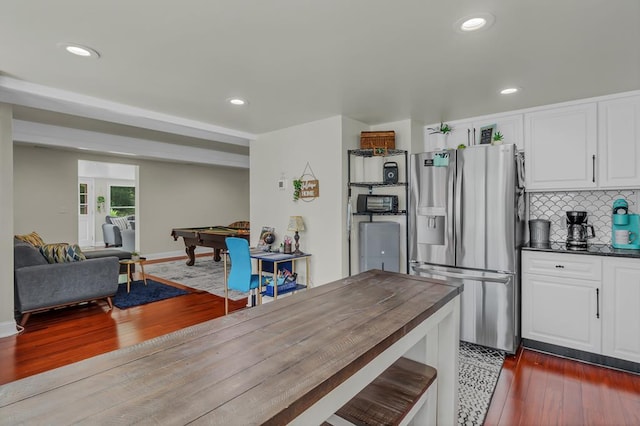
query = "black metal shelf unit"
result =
(347, 148, 409, 276)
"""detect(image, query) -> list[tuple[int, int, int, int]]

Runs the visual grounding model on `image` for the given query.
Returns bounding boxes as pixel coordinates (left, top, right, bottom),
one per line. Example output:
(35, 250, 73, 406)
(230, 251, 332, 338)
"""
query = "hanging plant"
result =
(293, 179, 302, 201)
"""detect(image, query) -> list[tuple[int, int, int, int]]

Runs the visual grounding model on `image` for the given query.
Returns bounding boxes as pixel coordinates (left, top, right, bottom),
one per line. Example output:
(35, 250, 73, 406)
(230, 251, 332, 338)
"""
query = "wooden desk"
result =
(0, 270, 461, 425)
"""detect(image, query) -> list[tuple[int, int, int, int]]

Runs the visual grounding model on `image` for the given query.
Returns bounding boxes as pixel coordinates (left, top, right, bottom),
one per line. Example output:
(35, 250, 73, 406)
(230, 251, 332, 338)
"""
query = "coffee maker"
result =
(566, 211, 595, 250)
(611, 198, 640, 249)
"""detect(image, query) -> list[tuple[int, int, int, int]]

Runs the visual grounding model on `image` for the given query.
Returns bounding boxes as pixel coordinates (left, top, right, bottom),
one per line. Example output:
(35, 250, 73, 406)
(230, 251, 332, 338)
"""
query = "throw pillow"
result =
(39, 243, 87, 263)
(110, 216, 129, 230)
(15, 231, 45, 247)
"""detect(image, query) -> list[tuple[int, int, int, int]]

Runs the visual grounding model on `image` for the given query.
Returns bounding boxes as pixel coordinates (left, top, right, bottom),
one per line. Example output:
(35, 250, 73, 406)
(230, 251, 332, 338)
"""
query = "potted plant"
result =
(492, 131, 504, 145)
(428, 122, 452, 135)
(427, 122, 452, 150)
(131, 251, 140, 261)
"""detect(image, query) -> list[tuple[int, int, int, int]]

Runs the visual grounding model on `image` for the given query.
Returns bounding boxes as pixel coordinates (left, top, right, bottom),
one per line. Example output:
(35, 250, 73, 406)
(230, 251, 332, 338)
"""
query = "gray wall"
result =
(14, 145, 250, 254)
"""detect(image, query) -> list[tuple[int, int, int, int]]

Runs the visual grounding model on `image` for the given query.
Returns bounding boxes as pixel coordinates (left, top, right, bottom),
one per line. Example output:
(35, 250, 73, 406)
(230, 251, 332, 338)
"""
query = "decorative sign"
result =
(300, 179, 319, 199)
(294, 162, 320, 202)
(479, 124, 496, 145)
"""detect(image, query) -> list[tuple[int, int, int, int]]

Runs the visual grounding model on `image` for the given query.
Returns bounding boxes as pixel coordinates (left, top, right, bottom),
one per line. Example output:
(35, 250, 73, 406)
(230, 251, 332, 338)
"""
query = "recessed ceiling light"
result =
(500, 87, 520, 95)
(57, 42, 100, 58)
(454, 13, 495, 33)
(228, 98, 247, 106)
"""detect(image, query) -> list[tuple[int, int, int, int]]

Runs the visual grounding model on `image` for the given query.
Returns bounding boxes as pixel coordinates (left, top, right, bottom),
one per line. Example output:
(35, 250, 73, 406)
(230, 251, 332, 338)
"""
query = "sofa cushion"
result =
(15, 231, 45, 248)
(14, 241, 49, 269)
(110, 216, 130, 230)
(39, 243, 87, 263)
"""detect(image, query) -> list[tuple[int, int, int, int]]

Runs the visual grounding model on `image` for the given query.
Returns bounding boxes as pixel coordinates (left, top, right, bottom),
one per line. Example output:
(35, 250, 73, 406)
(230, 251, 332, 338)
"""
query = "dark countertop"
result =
(522, 242, 640, 258)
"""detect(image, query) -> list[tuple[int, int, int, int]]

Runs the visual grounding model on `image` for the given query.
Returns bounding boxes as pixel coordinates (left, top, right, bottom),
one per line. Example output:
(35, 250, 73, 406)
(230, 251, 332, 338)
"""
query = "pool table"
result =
(171, 226, 250, 265)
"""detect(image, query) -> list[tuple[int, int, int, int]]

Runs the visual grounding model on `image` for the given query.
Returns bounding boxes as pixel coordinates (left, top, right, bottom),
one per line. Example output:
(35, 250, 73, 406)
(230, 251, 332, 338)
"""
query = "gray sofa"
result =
(14, 240, 120, 326)
(102, 215, 135, 252)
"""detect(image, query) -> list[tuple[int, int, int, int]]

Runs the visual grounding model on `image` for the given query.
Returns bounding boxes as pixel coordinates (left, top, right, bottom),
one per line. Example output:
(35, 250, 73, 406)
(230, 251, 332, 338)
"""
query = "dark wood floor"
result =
(0, 256, 247, 385)
(485, 345, 640, 425)
(2, 259, 639, 424)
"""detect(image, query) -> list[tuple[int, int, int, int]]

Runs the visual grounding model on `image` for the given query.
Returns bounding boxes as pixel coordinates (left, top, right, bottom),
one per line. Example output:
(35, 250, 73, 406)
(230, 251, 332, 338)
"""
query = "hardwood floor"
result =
(2, 260, 639, 424)
(0, 256, 247, 385)
(485, 345, 640, 425)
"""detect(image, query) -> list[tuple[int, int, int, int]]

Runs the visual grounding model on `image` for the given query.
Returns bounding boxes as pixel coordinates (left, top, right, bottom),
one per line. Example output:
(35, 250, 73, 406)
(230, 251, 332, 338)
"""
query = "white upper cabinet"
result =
(524, 103, 598, 191)
(424, 114, 523, 151)
(472, 115, 524, 150)
(598, 95, 640, 189)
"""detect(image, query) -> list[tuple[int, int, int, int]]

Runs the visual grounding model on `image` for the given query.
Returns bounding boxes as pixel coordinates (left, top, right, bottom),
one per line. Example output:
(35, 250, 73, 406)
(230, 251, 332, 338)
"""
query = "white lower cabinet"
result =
(523, 251, 640, 364)
(602, 257, 640, 363)
(522, 251, 601, 353)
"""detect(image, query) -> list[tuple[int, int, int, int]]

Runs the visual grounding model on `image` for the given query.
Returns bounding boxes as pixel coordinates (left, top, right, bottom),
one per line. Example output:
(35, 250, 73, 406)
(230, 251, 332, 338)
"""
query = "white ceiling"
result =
(1, 0, 639, 164)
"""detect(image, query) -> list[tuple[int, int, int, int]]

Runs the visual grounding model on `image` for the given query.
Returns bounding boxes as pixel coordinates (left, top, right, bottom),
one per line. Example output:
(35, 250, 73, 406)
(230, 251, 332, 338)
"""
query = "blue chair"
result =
(224, 237, 268, 314)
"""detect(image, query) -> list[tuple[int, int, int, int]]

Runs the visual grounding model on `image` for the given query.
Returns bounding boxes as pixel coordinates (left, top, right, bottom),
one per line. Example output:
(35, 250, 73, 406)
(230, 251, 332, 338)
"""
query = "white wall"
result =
(13, 145, 250, 255)
(0, 103, 16, 337)
(251, 116, 367, 286)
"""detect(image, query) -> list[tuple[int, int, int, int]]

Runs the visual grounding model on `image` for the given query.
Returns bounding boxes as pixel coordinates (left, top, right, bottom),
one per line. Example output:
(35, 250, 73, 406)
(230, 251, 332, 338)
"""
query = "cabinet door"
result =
(473, 115, 524, 151)
(522, 272, 601, 353)
(602, 258, 640, 363)
(598, 95, 640, 188)
(524, 103, 597, 191)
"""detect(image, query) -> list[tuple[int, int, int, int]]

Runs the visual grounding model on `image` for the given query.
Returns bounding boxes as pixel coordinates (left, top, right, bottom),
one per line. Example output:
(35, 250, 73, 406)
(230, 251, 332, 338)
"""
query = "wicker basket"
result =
(360, 131, 396, 155)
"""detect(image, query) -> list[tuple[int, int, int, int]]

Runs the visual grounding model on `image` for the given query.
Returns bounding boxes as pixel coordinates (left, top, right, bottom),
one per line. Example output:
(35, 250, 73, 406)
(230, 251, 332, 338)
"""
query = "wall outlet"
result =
(278, 179, 287, 190)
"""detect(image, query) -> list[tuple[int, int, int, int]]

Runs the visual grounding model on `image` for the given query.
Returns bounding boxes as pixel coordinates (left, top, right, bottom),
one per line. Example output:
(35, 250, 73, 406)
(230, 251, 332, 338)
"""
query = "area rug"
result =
(143, 258, 246, 300)
(458, 341, 506, 426)
(113, 279, 189, 309)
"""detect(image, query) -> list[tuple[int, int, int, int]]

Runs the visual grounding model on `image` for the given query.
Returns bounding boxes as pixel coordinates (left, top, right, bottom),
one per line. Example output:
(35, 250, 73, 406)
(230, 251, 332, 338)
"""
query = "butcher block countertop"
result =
(0, 270, 462, 425)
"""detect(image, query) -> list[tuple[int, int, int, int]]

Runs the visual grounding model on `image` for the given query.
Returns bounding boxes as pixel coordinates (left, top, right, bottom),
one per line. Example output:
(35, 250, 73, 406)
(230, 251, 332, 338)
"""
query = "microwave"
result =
(357, 194, 399, 213)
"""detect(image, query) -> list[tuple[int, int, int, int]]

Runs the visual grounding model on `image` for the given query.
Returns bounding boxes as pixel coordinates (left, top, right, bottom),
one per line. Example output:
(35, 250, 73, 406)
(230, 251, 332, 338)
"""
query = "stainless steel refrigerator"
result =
(409, 144, 525, 353)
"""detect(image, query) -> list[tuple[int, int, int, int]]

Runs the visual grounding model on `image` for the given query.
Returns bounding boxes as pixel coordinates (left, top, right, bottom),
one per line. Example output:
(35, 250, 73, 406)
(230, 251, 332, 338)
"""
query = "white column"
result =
(0, 103, 16, 336)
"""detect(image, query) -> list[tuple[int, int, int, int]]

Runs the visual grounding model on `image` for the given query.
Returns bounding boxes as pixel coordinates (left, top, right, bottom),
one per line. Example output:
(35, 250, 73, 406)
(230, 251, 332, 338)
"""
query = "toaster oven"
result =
(356, 194, 399, 213)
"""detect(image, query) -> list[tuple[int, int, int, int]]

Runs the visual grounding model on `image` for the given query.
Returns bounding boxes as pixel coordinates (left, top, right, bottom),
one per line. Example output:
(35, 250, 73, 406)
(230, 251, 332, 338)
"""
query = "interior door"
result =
(78, 179, 94, 247)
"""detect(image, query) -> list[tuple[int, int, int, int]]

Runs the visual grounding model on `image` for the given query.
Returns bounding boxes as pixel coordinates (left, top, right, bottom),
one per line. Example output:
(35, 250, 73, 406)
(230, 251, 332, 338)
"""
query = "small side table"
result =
(119, 257, 147, 293)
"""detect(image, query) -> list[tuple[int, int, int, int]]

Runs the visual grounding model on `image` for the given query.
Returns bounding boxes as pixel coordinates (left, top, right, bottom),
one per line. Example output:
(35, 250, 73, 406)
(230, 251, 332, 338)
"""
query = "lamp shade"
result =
(287, 216, 305, 232)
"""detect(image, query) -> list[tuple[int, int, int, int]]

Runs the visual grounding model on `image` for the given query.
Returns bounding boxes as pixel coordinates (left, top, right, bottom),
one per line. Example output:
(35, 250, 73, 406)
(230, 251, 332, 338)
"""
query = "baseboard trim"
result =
(523, 338, 640, 374)
(0, 319, 18, 337)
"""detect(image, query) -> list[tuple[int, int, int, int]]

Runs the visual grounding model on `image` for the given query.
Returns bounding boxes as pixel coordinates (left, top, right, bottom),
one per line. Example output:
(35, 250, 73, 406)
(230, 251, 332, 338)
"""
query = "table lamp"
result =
(287, 216, 305, 255)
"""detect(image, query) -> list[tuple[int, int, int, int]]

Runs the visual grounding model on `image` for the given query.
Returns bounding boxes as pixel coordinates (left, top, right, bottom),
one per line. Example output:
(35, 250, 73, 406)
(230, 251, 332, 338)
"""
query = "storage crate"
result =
(263, 279, 298, 297)
(360, 131, 396, 155)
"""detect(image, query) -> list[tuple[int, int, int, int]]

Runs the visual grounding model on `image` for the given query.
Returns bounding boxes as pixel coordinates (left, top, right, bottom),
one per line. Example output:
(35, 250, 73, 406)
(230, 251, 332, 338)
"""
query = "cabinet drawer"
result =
(522, 251, 602, 281)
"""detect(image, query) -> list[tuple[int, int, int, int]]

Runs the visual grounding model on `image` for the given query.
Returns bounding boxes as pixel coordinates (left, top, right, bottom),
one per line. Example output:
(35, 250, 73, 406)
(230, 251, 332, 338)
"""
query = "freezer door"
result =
(411, 262, 519, 353)
(409, 150, 456, 266)
(456, 144, 519, 272)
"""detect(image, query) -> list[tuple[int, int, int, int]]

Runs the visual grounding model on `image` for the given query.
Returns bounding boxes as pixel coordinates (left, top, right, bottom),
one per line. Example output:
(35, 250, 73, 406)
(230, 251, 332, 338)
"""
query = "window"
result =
(110, 185, 135, 217)
(79, 183, 88, 215)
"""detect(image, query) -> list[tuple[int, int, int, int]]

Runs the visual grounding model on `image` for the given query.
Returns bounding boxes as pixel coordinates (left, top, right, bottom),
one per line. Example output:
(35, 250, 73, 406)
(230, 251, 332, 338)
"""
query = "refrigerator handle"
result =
(516, 151, 526, 189)
(411, 265, 512, 284)
(454, 157, 463, 261)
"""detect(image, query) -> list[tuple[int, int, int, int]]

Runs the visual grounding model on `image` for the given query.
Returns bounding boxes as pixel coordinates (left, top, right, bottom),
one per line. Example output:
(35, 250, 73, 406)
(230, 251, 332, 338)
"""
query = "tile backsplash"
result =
(529, 190, 639, 245)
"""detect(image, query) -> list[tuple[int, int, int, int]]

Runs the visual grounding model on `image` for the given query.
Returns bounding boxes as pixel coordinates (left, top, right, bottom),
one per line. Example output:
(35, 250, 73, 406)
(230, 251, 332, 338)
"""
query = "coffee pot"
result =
(566, 211, 595, 249)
